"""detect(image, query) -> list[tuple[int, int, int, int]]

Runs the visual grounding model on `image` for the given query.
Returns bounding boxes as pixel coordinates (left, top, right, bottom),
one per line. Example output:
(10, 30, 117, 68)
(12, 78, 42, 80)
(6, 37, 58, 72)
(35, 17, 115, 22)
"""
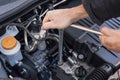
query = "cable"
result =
(0, 55, 12, 73)
(9, 23, 46, 42)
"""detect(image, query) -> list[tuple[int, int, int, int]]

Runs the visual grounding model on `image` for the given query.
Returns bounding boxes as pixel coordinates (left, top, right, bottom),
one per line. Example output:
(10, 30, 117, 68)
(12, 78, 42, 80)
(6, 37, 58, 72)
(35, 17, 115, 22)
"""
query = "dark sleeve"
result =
(82, 0, 120, 25)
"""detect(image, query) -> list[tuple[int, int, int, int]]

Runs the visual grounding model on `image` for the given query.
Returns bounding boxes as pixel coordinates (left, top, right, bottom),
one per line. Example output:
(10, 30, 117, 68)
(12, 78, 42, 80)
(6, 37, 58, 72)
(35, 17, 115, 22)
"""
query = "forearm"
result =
(67, 4, 88, 23)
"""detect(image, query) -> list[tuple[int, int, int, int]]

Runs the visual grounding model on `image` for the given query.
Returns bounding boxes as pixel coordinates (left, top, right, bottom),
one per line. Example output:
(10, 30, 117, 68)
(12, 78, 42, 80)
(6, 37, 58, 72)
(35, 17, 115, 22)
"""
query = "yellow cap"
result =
(1, 36, 17, 50)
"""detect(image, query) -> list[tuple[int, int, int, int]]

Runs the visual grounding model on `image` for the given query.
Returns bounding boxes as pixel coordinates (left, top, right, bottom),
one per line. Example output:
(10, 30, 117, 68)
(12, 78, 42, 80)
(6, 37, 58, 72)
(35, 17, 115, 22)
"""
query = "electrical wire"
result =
(9, 23, 46, 42)
(0, 55, 12, 73)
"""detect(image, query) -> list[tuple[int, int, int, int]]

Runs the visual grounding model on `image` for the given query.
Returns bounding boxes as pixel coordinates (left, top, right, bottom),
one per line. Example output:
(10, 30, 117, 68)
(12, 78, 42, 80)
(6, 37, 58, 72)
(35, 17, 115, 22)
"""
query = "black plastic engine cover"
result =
(64, 17, 120, 67)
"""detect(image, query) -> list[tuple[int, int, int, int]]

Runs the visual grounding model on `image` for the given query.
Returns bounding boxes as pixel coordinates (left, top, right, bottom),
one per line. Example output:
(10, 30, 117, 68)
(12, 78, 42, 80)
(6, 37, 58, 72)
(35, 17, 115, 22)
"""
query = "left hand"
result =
(99, 27, 120, 53)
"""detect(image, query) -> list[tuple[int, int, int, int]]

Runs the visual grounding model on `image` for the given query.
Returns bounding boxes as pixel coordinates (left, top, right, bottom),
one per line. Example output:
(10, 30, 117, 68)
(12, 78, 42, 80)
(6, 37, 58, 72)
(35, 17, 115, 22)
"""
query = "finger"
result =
(99, 35, 108, 46)
(99, 35, 105, 44)
(99, 35, 113, 49)
(42, 22, 57, 30)
(42, 11, 54, 23)
(42, 16, 51, 24)
(100, 27, 112, 36)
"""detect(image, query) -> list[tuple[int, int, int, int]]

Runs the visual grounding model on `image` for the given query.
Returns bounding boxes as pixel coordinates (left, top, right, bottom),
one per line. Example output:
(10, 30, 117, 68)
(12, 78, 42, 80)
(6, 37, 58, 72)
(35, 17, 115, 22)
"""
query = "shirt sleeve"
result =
(82, 0, 120, 25)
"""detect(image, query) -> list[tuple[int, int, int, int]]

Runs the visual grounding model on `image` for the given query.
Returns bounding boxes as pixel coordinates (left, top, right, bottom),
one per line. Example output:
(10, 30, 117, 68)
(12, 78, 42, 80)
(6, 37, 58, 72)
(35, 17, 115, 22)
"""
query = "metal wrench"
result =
(71, 24, 102, 35)
(58, 29, 64, 65)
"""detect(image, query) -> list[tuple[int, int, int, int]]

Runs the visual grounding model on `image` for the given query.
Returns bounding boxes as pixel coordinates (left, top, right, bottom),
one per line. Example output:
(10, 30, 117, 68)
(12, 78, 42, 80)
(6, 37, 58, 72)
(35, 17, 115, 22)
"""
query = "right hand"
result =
(41, 5, 88, 30)
(42, 9, 74, 30)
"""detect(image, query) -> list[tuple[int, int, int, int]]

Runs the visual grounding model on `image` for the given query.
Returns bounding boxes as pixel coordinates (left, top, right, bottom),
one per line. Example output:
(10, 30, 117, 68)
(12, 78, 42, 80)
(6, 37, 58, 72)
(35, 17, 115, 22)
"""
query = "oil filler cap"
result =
(1, 36, 17, 50)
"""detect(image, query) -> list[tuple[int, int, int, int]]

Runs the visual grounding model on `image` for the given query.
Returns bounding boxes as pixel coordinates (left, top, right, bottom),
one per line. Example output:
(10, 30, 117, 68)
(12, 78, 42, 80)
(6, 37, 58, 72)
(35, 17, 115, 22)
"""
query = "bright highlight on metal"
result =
(71, 24, 102, 35)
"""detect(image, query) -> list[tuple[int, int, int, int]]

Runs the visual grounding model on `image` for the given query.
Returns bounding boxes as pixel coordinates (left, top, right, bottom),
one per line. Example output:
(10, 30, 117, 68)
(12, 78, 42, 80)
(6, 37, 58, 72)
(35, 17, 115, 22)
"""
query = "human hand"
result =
(41, 9, 74, 30)
(42, 5, 88, 30)
(99, 27, 120, 53)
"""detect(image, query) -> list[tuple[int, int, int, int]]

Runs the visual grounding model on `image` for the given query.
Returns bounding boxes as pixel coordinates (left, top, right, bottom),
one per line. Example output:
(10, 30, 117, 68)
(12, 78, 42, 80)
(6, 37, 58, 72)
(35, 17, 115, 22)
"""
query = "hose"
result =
(85, 63, 114, 80)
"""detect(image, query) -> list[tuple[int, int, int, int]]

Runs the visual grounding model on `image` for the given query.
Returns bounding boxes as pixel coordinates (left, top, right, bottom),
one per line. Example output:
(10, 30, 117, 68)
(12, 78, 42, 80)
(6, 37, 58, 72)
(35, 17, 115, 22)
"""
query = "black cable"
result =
(9, 23, 46, 42)
(0, 55, 12, 73)
(47, 44, 58, 56)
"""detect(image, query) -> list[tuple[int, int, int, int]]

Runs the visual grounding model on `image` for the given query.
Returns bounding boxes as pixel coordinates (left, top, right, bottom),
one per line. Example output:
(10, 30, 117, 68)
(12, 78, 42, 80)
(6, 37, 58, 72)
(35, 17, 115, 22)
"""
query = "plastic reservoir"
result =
(0, 36, 23, 66)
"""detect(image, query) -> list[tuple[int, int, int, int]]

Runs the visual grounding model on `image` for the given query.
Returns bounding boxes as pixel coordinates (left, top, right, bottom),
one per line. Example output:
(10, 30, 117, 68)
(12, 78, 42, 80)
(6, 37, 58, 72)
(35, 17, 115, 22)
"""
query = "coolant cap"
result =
(1, 36, 17, 50)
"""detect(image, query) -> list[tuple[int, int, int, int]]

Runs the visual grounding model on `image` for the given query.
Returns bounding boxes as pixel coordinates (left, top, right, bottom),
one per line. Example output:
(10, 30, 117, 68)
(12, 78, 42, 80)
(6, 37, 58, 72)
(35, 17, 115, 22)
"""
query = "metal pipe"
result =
(71, 24, 102, 35)
(24, 31, 37, 52)
(39, 0, 67, 19)
(58, 29, 64, 65)
(53, 0, 67, 8)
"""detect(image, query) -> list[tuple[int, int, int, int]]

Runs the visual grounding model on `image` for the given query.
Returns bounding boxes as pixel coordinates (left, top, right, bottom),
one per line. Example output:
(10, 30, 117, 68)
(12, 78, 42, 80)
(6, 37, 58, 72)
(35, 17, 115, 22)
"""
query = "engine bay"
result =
(0, 0, 120, 80)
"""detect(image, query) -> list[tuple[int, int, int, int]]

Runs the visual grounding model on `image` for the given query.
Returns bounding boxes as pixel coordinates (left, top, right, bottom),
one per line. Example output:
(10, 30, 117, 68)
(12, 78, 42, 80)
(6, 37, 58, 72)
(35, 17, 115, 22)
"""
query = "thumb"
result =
(100, 27, 113, 36)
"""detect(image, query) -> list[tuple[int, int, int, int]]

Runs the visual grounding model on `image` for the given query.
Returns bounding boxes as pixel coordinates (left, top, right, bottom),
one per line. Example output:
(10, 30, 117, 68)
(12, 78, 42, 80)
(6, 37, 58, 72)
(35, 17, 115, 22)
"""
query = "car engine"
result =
(0, 0, 120, 80)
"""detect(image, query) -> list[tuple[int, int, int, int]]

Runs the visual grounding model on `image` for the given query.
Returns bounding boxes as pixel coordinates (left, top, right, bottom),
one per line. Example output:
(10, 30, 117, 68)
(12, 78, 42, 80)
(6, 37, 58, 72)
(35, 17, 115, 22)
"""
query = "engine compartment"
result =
(0, 0, 120, 80)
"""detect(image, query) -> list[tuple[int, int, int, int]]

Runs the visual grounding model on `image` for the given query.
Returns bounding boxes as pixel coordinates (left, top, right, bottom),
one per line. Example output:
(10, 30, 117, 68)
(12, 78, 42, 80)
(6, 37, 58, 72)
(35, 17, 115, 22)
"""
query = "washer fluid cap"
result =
(1, 36, 17, 50)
